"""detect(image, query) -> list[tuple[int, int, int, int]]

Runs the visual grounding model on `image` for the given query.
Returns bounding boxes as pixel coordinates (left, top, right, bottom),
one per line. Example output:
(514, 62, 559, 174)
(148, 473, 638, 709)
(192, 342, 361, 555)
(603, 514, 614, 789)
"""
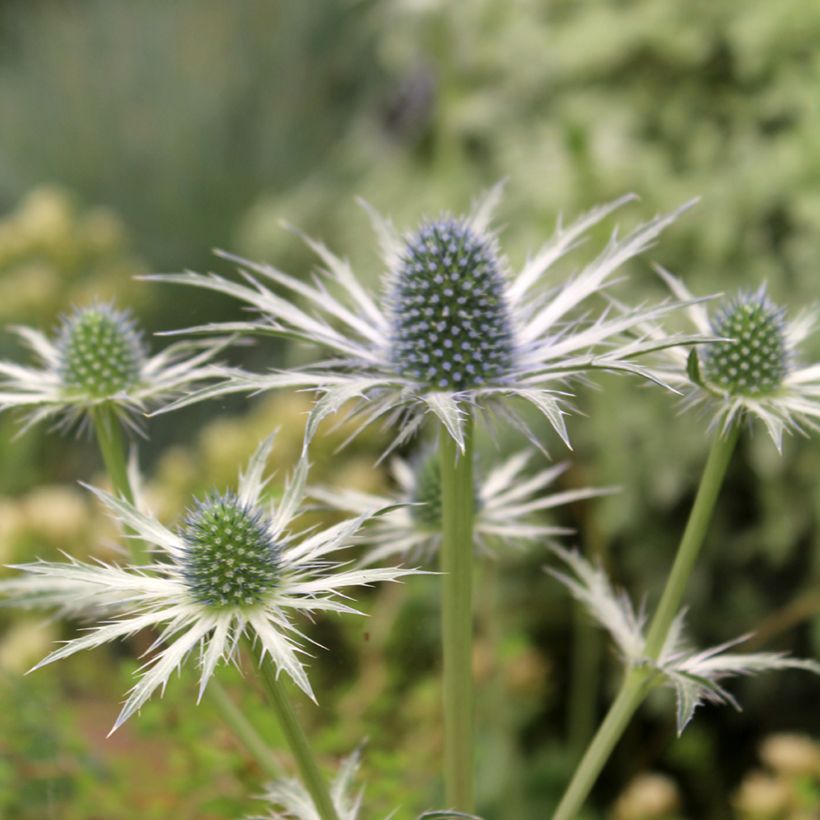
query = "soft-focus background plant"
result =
(1, 1, 818, 817)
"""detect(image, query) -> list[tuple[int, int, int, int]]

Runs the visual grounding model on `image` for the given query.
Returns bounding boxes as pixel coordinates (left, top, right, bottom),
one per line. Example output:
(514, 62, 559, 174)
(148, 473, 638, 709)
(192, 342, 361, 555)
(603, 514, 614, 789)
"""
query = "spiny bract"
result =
(701, 292, 787, 397)
(390, 217, 515, 391)
(181, 492, 281, 608)
(58, 304, 144, 399)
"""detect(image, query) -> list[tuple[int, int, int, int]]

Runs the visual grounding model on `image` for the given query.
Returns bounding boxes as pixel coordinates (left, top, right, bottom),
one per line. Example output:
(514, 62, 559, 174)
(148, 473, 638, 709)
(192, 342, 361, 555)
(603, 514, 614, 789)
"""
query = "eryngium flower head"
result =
(252, 747, 379, 820)
(0, 435, 417, 732)
(310, 447, 613, 566)
(390, 217, 514, 390)
(647, 270, 820, 450)
(58, 304, 145, 398)
(0, 302, 229, 433)
(147, 186, 704, 453)
(546, 546, 820, 735)
(699, 292, 787, 398)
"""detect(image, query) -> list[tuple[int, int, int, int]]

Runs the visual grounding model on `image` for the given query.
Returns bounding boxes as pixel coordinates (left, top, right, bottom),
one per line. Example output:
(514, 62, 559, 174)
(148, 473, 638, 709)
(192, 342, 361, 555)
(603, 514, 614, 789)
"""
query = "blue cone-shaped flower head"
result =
(181, 491, 281, 608)
(147, 186, 703, 453)
(58, 304, 145, 399)
(699, 291, 787, 398)
(390, 217, 515, 391)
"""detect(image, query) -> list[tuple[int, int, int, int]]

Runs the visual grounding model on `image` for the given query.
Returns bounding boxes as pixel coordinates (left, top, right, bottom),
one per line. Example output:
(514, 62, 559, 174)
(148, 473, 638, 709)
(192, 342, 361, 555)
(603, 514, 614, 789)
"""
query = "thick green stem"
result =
(91, 405, 135, 505)
(552, 669, 651, 820)
(208, 679, 280, 779)
(552, 424, 741, 818)
(256, 661, 339, 820)
(643, 423, 740, 659)
(439, 413, 476, 811)
(90, 404, 147, 562)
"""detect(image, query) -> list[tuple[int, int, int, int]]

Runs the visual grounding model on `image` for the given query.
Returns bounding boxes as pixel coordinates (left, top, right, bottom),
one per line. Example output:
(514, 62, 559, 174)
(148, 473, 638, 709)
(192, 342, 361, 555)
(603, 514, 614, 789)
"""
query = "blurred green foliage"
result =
(0, 1, 819, 818)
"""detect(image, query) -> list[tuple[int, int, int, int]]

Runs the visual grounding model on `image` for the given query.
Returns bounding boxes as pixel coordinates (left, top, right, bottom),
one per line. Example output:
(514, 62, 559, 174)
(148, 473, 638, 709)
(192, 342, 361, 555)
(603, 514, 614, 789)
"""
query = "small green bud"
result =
(700, 291, 787, 397)
(58, 304, 144, 399)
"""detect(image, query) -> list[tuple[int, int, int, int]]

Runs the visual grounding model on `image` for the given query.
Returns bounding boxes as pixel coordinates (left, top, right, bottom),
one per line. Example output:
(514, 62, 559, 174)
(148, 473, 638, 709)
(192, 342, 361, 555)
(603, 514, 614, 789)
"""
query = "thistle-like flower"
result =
(310, 448, 614, 566)
(0, 436, 417, 732)
(250, 748, 390, 820)
(0, 302, 228, 433)
(148, 187, 704, 452)
(647, 269, 820, 451)
(547, 547, 820, 735)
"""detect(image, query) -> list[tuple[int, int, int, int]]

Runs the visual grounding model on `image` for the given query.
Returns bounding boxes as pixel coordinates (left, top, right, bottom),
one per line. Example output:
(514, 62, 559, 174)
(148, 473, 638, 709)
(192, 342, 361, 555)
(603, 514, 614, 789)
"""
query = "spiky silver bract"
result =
(647, 269, 820, 451)
(546, 547, 820, 735)
(0, 302, 230, 434)
(310, 448, 614, 566)
(0, 435, 418, 733)
(249, 747, 397, 820)
(147, 186, 705, 453)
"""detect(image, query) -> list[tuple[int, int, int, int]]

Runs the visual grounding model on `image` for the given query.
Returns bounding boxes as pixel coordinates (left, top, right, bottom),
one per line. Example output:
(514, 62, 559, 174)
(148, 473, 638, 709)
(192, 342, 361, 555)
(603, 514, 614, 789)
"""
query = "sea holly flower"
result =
(0, 302, 228, 433)
(546, 547, 820, 735)
(310, 448, 615, 566)
(0, 435, 417, 732)
(250, 747, 392, 820)
(148, 187, 705, 452)
(647, 269, 820, 451)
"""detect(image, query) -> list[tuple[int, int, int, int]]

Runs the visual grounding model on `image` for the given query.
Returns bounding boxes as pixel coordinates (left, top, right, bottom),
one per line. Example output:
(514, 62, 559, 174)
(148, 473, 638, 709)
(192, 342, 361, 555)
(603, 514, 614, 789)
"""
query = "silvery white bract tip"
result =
(0, 302, 231, 435)
(147, 186, 704, 454)
(1, 433, 419, 733)
(647, 267, 820, 452)
(310, 448, 616, 566)
(546, 546, 820, 735)
(250, 747, 396, 820)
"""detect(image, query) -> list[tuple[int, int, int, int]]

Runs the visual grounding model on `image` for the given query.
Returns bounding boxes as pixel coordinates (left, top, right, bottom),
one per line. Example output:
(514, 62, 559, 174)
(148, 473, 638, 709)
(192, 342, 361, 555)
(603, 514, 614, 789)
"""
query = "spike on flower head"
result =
(180, 492, 281, 608)
(700, 290, 788, 398)
(389, 217, 515, 391)
(58, 304, 145, 399)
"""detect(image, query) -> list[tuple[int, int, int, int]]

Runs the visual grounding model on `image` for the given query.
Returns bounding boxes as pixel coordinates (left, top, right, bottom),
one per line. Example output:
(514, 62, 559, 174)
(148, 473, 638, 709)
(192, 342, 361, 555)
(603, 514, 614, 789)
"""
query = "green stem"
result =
(643, 423, 740, 659)
(439, 412, 476, 811)
(552, 669, 651, 820)
(567, 602, 601, 757)
(256, 661, 340, 820)
(89, 405, 279, 781)
(90, 404, 144, 561)
(552, 423, 741, 819)
(208, 679, 280, 780)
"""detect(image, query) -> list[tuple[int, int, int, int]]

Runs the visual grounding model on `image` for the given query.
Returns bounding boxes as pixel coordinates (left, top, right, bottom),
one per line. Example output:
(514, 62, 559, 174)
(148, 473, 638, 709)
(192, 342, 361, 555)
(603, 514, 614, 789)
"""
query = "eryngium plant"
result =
(1, 435, 417, 732)
(148, 188, 705, 452)
(310, 447, 613, 565)
(0, 302, 227, 433)
(649, 269, 820, 450)
(546, 546, 820, 735)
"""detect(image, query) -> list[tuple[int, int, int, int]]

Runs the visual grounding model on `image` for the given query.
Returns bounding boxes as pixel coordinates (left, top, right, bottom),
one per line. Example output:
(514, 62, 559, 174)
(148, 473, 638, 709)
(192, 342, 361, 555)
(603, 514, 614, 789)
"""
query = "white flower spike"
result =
(1, 435, 418, 733)
(310, 448, 615, 566)
(0, 302, 229, 434)
(648, 268, 820, 452)
(547, 546, 820, 735)
(147, 188, 705, 452)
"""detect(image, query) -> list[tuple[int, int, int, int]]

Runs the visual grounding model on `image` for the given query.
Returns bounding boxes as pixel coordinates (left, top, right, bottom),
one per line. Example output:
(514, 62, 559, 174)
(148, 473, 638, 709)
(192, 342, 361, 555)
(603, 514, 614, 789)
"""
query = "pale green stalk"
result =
(643, 422, 741, 657)
(256, 660, 340, 820)
(208, 677, 280, 779)
(89, 404, 279, 780)
(90, 404, 146, 562)
(439, 412, 476, 811)
(553, 423, 741, 820)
